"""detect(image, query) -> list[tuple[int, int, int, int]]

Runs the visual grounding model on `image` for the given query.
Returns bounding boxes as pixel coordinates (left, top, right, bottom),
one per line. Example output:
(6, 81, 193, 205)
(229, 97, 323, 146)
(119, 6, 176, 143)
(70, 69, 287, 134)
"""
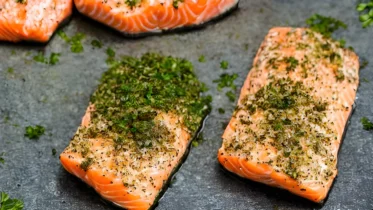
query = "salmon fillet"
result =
(0, 0, 73, 42)
(74, 0, 239, 36)
(60, 54, 210, 210)
(218, 27, 359, 202)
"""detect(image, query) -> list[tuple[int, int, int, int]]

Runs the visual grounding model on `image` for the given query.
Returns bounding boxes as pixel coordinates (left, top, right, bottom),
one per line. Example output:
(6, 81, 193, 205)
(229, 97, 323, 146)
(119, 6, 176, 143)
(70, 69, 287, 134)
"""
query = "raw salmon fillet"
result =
(74, 0, 239, 35)
(60, 54, 210, 210)
(0, 0, 73, 42)
(218, 27, 359, 202)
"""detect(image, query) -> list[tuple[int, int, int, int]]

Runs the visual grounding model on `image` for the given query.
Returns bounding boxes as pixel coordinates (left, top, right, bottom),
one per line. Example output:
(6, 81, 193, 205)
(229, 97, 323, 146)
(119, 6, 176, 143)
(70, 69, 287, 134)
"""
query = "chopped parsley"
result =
(0, 192, 24, 210)
(338, 39, 346, 47)
(33, 52, 60, 65)
(220, 60, 229, 70)
(361, 117, 373, 130)
(106, 47, 115, 57)
(172, 0, 184, 8)
(306, 14, 347, 38)
(284, 56, 299, 72)
(80, 158, 93, 171)
(191, 134, 204, 147)
(225, 91, 236, 102)
(198, 55, 206, 63)
(49, 53, 60, 65)
(361, 59, 369, 69)
(91, 40, 102, 48)
(70, 33, 85, 53)
(56, 29, 69, 42)
(52, 148, 57, 156)
(0, 153, 4, 164)
(15, 0, 26, 4)
(125, 0, 141, 9)
(362, 78, 370, 83)
(7, 68, 14, 74)
(213, 73, 238, 91)
(3, 116, 10, 124)
(218, 108, 225, 114)
(335, 70, 345, 81)
(57, 30, 85, 53)
(33, 52, 47, 63)
(24, 125, 45, 140)
(105, 47, 116, 66)
(357, 1, 373, 28)
(228, 78, 334, 180)
(77, 53, 211, 151)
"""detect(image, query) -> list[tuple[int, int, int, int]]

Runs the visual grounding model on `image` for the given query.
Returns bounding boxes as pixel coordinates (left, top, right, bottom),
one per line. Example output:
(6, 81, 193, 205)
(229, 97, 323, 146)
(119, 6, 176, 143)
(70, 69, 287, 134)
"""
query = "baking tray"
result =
(0, 0, 372, 209)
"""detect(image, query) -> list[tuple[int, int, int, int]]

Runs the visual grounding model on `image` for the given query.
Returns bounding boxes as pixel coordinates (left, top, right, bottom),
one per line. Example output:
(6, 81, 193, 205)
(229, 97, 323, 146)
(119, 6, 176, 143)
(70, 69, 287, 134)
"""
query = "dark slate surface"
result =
(0, 0, 372, 209)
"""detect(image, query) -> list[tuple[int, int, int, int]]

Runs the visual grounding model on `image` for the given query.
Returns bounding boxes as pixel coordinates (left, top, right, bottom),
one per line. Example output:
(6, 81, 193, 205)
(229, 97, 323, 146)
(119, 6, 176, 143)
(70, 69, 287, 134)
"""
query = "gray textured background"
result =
(0, 0, 372, 209)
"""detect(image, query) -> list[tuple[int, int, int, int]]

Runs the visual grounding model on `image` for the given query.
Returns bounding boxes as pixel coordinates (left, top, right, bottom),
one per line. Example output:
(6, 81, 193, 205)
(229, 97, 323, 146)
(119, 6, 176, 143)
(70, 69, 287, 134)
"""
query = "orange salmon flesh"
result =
(74, 0, 239, 35)
(60, 105, 193, 210)
(218, 27, 359, 203)
(0, 0, 73, 42)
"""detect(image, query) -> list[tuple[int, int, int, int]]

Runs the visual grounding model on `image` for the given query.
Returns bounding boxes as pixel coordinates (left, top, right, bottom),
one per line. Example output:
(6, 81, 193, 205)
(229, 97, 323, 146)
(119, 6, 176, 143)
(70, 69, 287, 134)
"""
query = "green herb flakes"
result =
(306, 14, 347, 37)
(172, 0, 184, 8)
(105, 47, 117, 66)
(361, 117, 373, 130)
(338, 39, 346, 48)
(57, 30, 85, 53)
(198, 55, 206, 63)
(225, 91, 236, 102)
(49, 53, 60, 65)
(7, 68, 14, 74)
(3, 116, 10, 124)
(86, 53, 211, 151)
(357, 1, 373, 28)
(191, 134, 204, 147)
(191, 141, 199, 147)
(56, 29, 70, 42)
(361, 59, 369, 69)
(220, 60, 229, 70)
(284, 56, 299, 72)
(33, 52, 60, 65)
(15, 0, 26, 4)
(0, 192, 24, 210)
(335, 70, 345, 81)
(218, 108, 225, 114)
(25, 125, 45, 140)
(228, 78, 334, 181)
(0, 153, 4, 164)
(91, 40, 103, 48)
(106, 47, 115, 57)
(80, 158, 93, 171)
(213, 73, 238, 91)
(70, 33, 85, 53)
(52, 148, 57, 156)
(125, 0, 141, 9)
(33, 52, 47, 64)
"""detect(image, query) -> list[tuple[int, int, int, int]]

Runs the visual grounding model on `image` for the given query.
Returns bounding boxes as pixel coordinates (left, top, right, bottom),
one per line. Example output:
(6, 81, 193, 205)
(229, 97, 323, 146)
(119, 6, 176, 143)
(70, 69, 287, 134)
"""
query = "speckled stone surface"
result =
(0, 0, 372, 209)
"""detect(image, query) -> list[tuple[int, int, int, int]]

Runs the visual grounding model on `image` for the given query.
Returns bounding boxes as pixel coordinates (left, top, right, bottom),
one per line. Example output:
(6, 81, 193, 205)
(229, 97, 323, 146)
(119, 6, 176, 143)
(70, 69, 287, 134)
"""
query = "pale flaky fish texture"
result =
(218, 27, 359, 203)
(74, 0, 239, 35)
(0, 0, 73, 42)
